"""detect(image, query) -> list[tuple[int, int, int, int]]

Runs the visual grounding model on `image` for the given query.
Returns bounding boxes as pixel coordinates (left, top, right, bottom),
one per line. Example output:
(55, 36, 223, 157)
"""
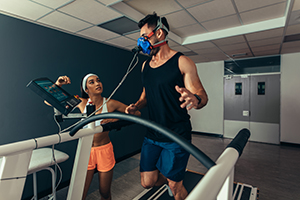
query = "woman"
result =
(55, 74, 141, 200)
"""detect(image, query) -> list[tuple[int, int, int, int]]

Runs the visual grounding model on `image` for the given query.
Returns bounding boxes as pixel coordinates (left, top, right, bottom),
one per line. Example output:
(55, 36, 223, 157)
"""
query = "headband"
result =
(82, 73, 99, 94)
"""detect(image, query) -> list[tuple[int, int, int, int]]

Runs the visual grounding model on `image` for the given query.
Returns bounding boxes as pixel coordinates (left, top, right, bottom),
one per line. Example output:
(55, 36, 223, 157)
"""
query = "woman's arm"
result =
(101, 99, 141, 124)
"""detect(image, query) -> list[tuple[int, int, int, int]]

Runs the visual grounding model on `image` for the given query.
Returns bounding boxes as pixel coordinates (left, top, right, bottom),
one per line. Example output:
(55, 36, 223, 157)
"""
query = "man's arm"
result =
(125, 61, 147, 114)
(177, 55, 208, 110)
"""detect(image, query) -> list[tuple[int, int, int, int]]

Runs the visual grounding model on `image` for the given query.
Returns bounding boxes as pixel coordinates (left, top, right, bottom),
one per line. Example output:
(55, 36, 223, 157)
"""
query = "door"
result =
(224, 73, 280, 144)
(224, 75, 250, 138)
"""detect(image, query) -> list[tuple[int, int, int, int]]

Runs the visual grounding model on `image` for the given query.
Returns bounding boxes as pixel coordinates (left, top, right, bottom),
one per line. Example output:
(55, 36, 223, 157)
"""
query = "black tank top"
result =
(142, 52, 192, 142)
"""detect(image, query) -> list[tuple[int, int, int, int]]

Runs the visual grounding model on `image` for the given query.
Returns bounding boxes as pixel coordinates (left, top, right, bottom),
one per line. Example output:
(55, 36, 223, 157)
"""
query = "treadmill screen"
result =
(35, 80, 68, 102)
(27, 77, 81, 116)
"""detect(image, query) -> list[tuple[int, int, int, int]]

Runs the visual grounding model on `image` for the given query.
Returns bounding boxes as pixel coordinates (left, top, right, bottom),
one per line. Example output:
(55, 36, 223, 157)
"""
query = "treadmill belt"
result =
(135, 170, 258, 200)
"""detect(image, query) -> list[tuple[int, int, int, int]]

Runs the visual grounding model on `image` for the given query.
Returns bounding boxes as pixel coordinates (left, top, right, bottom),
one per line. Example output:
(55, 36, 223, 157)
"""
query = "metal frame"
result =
(0, 113, 252, 200)
(186, 148, 238, 200)
(0, 123, 100, 200)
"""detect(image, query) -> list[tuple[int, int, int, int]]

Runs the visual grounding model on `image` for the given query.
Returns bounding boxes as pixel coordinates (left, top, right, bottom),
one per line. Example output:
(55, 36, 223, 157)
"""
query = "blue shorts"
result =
(140, 137, 190, 182)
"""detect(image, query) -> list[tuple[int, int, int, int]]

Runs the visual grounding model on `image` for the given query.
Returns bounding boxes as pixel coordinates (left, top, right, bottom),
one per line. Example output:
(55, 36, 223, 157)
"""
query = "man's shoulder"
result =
(178, 53, 190, 61)
(178, 53, 197, 74)
(178, 53, 194, 65)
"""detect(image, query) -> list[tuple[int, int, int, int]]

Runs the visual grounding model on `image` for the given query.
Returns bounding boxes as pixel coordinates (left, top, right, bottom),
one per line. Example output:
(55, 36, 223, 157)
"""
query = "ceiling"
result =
(1, 0, 300, 64)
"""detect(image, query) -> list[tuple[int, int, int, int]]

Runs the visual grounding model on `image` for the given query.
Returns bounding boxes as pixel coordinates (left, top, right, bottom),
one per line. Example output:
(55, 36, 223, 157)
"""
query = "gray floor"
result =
(49, 134, 300, 200)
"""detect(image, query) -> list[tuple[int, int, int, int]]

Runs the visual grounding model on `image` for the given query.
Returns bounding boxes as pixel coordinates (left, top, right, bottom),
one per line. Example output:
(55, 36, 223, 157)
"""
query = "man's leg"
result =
(156, 140, 191, 200)
(167, 179, 188, 200)
(140, 138, 165, 188)
(140, 170, 167, 189)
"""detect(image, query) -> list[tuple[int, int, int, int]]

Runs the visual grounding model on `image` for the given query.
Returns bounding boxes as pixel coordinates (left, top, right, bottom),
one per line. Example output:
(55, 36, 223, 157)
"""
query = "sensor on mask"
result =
(137, 37, 152, 54)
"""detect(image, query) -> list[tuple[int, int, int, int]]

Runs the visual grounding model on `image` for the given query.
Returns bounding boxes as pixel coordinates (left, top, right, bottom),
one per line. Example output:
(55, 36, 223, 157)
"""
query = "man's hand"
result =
(125, 104, 138, 115)
(55, 76, 71, 87)
(175, 85, 200, 110)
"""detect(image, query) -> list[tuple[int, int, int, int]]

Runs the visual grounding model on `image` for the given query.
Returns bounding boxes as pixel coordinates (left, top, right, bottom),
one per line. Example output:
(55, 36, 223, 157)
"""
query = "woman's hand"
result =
(101, 118, 118, 125)
(55, 76, 71, 87)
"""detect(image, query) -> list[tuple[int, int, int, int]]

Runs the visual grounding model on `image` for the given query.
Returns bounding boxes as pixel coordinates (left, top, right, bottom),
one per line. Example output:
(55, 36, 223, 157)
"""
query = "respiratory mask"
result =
(136, 17, 169, 55)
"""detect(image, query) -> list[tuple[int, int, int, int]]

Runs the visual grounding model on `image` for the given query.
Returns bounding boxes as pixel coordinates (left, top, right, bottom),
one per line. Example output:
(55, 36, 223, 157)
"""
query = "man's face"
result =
(140, 24, 160, 56)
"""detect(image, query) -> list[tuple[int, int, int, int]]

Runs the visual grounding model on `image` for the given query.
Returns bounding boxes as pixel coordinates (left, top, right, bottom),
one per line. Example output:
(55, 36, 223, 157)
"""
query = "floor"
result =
(47, 134, 300, 200)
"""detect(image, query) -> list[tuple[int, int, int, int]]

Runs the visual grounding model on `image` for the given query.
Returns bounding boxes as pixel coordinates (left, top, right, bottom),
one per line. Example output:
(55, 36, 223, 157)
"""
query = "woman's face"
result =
(85, 75, 103, 95)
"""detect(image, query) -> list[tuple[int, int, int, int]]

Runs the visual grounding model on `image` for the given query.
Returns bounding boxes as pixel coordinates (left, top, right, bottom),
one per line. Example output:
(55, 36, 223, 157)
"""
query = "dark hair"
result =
(80, 76, 89, 98)
(138, 12, 169, 36)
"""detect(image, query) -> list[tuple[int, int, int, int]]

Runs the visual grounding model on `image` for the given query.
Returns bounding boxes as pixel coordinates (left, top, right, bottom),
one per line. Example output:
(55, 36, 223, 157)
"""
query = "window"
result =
(235, 83, 242, 95)
(258, 82, 265, 95)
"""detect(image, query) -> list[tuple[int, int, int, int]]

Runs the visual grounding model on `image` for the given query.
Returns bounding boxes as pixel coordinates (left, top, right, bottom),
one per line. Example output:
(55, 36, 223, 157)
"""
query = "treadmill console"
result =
(27, 77, 81, 116)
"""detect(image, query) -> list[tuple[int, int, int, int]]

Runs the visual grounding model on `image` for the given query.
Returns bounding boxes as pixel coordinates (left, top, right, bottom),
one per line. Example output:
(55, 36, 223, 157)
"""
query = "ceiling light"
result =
(98, 16, 138, 35)
(283, 34, 300, 43)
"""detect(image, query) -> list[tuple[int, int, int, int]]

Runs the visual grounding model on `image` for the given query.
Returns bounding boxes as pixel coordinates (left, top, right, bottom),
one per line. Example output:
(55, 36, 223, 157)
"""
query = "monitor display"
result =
(35, 80, 68, 102)
(27, 77, 81, 116)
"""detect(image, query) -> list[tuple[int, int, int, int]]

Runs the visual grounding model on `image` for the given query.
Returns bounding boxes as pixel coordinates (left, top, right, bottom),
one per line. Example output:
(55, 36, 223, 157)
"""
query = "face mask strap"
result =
(145, 17, 168, 40)
(152, 40, 167, 49)
(154, 17, 169, 34)
(146, 31, 155, 39)
(143, 18, 167, 50)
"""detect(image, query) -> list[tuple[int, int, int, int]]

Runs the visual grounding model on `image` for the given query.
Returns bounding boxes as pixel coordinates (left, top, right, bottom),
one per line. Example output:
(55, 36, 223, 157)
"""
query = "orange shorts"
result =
(87, 142, 116, 172)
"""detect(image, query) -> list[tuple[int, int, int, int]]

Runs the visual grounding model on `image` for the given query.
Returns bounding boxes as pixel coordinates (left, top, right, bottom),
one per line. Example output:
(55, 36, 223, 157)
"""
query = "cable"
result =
(47, 158, 62, 200)
(60, 52, 139, 133)
(50, 113, 63, 195)
(54, 162, 63, 190)
(51, 144, 63, 190)
(53, 114, 62, 144)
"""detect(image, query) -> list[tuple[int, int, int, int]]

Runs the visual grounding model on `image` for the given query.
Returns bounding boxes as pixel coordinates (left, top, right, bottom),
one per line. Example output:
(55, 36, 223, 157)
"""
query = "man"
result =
(126, 13, 208, 200)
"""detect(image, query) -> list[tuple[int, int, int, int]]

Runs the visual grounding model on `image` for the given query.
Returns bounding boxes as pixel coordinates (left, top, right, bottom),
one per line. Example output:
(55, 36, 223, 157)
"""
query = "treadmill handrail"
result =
(186, 147, 239, 200)
(226, 128, 250, 157)
(0, 126, 103, 157)
(186, 129, 251, 200)
(69, 112, 216, 170)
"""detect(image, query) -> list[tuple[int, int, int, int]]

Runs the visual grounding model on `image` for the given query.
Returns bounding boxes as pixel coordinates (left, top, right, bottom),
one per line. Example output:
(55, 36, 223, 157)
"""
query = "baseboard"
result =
(280, 142, 300, 148)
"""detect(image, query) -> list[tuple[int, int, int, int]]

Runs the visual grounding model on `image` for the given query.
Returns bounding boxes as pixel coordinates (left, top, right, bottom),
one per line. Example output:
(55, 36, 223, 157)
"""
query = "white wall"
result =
(281, 52, 300, 144)
(189, 53, 300, 143)
(189, 61, 224, 135)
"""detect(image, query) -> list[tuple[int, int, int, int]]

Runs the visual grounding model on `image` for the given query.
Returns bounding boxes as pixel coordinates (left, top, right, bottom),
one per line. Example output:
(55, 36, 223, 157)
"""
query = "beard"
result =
(150, 37, 161, 56)
(150, 47, 160, 56)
